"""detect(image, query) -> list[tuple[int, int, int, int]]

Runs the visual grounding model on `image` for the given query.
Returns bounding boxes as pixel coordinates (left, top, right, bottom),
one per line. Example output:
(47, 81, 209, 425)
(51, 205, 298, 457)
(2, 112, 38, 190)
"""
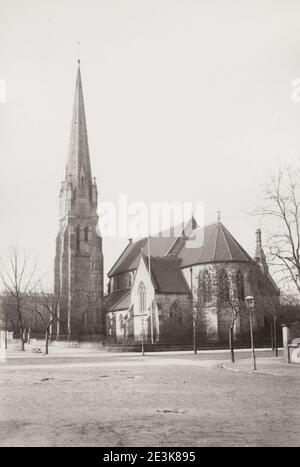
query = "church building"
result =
(54, 62, 279, 346)
(54, 62, 104, 339)
(105, 217, 279, 345)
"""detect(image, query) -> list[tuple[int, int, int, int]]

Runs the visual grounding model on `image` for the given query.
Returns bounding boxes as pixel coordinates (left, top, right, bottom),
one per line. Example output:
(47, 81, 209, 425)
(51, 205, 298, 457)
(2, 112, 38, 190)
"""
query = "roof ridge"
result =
(212, 223, 220, 261)
(107, 239, 137, 276)
(166, 216, 198, 256)
(221, 223, 253, 262)
(141, 253, 158, 291)
(220, 223, 233, 260)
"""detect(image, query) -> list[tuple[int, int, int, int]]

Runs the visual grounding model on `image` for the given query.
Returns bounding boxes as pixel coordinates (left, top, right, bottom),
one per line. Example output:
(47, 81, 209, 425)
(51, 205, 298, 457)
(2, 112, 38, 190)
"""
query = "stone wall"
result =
(156, 293, 192, 343)
(182, 261, 276, 344)
(54, 217, 104, 339)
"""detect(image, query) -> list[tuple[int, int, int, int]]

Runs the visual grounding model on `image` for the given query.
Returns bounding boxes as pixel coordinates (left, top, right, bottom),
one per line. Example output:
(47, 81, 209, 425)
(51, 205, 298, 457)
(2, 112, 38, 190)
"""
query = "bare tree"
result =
(226, 297, 248, 363)
(31, 287, 60, 355)
(69, 287, 101, 341)
(0, 294, 16, 349)
(217, 268, 250, 363)
(0, 248, 40, 351)
(256, 294, 280, 357)
(257, 164, 300, 294)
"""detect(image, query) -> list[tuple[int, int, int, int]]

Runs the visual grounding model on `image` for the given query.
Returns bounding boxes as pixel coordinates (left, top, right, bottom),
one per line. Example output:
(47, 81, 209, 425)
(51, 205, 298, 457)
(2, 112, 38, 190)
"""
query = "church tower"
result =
(54, 61, 104, 339)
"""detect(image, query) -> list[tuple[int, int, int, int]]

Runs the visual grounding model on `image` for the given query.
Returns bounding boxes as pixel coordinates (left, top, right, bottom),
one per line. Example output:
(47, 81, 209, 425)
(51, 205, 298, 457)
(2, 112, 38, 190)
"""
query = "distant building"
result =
(54, 62, 104, 339)
(105, 219, 279, 344)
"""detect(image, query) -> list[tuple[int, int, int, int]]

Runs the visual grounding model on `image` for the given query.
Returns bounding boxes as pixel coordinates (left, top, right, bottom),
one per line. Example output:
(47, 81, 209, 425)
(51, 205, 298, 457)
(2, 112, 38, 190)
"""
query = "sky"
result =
(1, 0, 300, 287)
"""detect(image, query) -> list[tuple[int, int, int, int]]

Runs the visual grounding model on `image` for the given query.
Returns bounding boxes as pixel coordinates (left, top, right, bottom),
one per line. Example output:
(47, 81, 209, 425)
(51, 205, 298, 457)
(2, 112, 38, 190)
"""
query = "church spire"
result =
(66, 61, 92, 190)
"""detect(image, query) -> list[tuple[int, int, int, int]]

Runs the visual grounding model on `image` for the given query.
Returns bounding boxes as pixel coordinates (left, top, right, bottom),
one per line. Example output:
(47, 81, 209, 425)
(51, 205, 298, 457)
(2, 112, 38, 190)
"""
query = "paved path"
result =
(223, 356, 300, 378)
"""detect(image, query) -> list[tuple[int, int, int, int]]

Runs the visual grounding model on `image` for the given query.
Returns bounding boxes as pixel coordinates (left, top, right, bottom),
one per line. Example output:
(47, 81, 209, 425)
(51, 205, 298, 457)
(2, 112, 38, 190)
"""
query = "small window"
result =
(84, 226, 89, 242)
(138, 282, 146, 313)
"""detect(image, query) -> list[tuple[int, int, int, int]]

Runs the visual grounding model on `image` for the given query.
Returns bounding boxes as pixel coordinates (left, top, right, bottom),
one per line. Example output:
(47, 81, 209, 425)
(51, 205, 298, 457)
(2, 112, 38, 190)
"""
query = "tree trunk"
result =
(45, 328, 50, 355)
(19, 324, 25, 351)
(193, 319, 197, 354)
(229, 325, 235, 363)
(270, 322, 274, 351)
(141, 332, 145, 356)
(5, 317, 8, 350)
(274, 317, 278, 357)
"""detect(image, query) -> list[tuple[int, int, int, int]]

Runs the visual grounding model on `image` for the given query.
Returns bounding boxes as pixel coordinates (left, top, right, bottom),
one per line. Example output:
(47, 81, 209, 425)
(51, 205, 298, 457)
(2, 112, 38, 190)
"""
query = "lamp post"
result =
(245, 295, 257, 371)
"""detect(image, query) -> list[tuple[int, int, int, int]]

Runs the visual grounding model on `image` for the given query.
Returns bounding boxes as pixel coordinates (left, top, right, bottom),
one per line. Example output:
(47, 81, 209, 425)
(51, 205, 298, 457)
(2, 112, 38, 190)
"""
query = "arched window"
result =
(202, 270, 212, 303)
(236, 270, 245, 301)
(84, 226, 89, 242)
(219, 269, 230, 303)
(76, 225, 80, 251)
(138, 282, 146, 314)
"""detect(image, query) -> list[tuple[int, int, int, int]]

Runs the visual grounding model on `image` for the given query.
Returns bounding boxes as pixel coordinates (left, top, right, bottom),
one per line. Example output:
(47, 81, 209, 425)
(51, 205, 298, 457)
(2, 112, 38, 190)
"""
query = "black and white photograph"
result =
(0, 0, 300, 450)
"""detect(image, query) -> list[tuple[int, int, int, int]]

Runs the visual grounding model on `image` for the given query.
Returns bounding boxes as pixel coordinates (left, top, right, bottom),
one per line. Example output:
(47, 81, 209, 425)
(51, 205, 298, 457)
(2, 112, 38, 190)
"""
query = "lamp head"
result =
(245, 295, 255, 309)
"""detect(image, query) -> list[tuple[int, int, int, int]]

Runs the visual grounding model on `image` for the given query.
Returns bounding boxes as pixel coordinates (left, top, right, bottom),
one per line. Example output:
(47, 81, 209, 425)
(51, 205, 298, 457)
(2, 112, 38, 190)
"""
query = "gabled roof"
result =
(108, 217, 198, 277)
(109, 219, 254, 277)
(143, 255, 190, 294)
(178, 222, 253, 267)
(103, 289, 131, 312)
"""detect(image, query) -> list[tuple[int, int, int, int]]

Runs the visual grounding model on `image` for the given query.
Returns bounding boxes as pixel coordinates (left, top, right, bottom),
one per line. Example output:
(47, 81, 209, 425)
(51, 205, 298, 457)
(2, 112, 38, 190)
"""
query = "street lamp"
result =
(245, 295, 257, 371)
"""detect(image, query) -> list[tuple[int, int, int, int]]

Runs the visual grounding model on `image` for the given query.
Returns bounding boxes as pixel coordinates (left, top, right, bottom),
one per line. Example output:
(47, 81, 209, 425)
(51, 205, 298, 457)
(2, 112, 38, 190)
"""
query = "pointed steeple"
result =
(59, 61, 98, 218)
(67, 60, 92, 190)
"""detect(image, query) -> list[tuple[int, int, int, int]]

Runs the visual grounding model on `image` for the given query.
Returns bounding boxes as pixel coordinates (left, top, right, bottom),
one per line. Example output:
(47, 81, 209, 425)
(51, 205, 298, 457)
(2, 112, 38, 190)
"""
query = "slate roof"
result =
(103, 289, 131, 312)
(178, 222, 253, 267)
(108, 218, 197, 277)
(144, 256, 190, 294)
(108, 219, 254, 278)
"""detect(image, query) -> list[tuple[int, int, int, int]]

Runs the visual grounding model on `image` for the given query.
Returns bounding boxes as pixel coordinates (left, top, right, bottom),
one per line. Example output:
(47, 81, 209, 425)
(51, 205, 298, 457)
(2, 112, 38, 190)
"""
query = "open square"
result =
(1, 349, 299, 447)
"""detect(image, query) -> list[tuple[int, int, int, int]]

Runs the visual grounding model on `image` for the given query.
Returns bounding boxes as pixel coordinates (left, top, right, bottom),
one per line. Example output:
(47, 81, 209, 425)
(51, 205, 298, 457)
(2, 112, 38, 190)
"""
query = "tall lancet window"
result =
(84, 226, 89, 242)
(138, 282, 146, 314)
(76, 225, 80, 251)
(236, 270, 245, 301)
(219, 269, 230, 303)
(202, 270, 212, 303)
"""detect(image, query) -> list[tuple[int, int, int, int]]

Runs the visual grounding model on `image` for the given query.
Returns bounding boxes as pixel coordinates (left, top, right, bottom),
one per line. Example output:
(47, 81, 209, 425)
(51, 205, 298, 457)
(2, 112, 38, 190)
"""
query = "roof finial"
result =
(217, 210, 221, 222)
(77, 41, 81, 66)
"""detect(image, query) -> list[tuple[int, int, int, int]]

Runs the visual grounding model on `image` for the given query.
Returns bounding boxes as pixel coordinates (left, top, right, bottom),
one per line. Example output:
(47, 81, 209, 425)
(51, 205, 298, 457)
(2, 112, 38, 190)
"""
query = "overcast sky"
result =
(1, 0, 300, 286)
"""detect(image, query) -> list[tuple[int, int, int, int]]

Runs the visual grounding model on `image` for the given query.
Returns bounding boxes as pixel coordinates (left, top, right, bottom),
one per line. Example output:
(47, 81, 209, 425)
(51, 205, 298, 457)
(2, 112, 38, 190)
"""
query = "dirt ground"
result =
(0, 350, 299, 447)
